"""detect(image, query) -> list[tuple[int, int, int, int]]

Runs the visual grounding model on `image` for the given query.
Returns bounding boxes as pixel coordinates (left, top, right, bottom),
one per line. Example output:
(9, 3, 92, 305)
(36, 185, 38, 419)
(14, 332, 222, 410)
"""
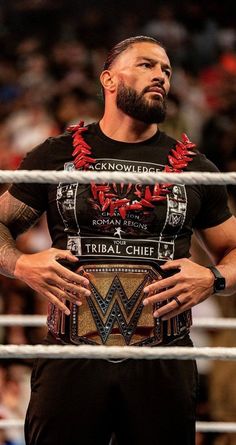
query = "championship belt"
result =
(47, 260, 192, 346)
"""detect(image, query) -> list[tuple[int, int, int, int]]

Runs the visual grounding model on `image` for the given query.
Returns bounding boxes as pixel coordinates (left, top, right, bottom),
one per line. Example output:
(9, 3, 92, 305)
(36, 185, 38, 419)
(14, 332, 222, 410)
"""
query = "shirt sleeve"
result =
(193, 155, 231, 230)
(8, 139, 52, 212)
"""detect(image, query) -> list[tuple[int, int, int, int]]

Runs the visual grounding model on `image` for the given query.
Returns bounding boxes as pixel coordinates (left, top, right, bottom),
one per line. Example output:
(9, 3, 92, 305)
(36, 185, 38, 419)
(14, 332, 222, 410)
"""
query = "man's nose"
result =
(152, 67, 165, 84)
(152, 72, 165, 85)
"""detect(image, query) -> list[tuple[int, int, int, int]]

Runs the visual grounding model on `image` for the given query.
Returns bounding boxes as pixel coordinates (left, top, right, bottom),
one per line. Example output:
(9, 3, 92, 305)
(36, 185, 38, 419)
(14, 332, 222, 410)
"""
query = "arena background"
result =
(0, 1, 236, 444)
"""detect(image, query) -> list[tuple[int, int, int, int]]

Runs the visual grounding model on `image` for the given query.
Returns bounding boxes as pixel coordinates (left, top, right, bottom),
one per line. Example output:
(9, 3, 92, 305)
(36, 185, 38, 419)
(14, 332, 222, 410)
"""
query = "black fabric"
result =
(9, 122, 231, 264)
(25, 334, 198, 445)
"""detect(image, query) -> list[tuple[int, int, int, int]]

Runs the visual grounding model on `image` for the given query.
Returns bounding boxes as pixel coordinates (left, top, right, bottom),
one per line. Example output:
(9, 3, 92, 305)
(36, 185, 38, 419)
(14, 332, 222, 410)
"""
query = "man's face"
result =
(108, 42, 172, 124)
(173, 186, 180, 195)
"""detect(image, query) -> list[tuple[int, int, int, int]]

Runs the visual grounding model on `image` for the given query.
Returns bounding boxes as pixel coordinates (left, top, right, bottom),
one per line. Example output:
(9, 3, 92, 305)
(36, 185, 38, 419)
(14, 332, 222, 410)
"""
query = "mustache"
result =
(142, 84, 166, 97)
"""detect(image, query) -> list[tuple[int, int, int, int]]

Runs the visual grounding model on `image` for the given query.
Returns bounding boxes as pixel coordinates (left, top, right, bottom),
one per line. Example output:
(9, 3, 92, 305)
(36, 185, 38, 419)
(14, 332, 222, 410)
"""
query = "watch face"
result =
(208, 266, 226, 293)
(215, 277, 226, 292)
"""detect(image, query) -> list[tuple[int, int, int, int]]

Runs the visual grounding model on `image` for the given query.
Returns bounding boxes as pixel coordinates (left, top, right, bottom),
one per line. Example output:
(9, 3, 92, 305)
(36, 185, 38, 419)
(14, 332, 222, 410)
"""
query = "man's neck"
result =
(99, 113, 159, 143)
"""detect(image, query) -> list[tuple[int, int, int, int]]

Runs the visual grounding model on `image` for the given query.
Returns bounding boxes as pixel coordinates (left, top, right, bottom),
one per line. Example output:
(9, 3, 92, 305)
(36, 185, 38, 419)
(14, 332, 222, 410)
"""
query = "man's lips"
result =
(145, 86, 165, 98)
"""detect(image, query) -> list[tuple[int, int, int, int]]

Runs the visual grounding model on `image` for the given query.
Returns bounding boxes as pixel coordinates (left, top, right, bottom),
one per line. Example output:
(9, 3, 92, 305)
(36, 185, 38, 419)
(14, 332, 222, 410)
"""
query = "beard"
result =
(116, 81, 167, 124)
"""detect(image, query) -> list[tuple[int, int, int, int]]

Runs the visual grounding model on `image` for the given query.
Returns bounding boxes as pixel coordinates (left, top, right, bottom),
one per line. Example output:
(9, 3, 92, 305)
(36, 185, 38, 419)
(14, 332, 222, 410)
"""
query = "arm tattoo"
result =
(0, 191, 42, 277)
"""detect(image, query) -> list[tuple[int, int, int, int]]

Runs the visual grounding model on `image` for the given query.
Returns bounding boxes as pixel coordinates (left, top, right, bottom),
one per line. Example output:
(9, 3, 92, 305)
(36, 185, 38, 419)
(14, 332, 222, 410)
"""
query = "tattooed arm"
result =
(0, 191, 41, 277)
(0, 191, 91, 314)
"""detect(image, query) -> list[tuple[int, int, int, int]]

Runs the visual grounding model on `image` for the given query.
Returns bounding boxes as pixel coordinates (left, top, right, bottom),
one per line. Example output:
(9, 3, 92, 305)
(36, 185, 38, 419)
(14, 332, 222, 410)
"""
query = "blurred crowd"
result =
(0, 1, 236, 444)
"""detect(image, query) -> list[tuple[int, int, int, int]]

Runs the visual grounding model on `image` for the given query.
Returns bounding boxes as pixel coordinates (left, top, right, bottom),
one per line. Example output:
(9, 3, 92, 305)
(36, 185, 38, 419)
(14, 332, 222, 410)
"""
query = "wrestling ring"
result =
(1, 169, 236, 436)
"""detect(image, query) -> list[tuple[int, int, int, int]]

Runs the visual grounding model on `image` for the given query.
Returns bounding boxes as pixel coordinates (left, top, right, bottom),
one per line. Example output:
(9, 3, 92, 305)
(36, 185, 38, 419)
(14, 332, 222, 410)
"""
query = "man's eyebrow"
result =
(136, 56, 172, 71)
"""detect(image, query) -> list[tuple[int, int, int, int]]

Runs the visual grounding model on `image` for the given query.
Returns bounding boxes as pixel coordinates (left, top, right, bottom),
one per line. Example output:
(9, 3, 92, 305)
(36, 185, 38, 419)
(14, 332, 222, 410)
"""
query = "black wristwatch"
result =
(207, 266, 226, 293)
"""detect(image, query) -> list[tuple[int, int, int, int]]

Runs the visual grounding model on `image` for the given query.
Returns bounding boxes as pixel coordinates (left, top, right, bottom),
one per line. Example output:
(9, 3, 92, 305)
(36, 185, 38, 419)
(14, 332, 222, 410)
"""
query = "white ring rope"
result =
(192, 318, 236, 329)
(0, 419, 24, 428)
(0, 419, 235, 433)
(0, 345, 236, 360)
(1, 315, 236, 329)
(196, 422, 236, 433)
(1, 170, 236, 185)
(0, 315, 46, 327)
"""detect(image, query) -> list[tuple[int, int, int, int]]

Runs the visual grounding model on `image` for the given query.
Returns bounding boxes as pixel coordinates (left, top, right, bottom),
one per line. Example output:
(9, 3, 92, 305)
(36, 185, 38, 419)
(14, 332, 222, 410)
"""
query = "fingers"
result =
(142, 277, 189, 319)
(39, 251, 92, 312)
(143, 274, 182, 303)
(52, 285, 85, 305)
(54, 249, 78, 263)
(44, 283, 90, 315)
(143, 258, 212, 320)
(153, 296, 187, 319)
(54, 261, 90, 287)
(161, 259, 182, 270)
(54, 275, 90, 298)
(143, 275, 179, 296)
(63, 251, 79, 262)
(44, 290, 71, 315)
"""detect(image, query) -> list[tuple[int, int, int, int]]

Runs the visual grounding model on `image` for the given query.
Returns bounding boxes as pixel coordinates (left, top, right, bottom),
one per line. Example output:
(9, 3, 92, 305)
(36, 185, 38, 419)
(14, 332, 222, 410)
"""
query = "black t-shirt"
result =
(9, 122, 231, 264)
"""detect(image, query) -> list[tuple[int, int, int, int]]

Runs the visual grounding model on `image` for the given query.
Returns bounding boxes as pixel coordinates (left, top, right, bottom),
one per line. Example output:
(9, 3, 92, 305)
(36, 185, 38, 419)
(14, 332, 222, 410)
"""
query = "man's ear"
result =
(100, 70, 117, 93)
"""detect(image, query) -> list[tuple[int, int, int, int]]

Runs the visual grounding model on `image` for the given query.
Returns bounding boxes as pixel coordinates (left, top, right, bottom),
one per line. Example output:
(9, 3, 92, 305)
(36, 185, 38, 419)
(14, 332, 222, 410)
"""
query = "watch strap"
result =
(207, 266, 225, 292)
(207, 266, 222, 279)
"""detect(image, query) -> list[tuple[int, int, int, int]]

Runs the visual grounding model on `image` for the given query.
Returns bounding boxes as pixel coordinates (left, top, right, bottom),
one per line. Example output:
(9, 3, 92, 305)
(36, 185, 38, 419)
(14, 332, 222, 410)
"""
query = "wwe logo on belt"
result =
(88, 275, 149, 344)
(71, 265, 158, 346)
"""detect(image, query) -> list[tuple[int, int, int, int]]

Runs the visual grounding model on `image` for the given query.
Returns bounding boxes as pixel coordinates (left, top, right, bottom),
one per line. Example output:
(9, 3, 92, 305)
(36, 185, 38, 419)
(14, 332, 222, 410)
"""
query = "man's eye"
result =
(164, 70, 171, 78)
(139, 63, 151, 68)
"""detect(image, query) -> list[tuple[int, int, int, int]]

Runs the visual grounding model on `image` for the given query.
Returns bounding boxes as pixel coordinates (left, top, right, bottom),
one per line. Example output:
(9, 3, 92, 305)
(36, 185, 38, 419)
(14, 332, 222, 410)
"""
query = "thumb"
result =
(161, 260, 181, 270)
(54, 249, 78, 263)
(64, 250, 79, 262)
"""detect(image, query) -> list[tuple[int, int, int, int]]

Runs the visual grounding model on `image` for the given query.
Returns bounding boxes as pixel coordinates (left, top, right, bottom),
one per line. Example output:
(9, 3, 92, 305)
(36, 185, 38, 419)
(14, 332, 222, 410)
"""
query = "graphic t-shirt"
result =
(9, 122, 231, 264)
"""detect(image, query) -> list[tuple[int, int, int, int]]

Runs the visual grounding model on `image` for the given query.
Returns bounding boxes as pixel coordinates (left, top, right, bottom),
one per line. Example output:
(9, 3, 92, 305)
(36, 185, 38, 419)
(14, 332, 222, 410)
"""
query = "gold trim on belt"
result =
(47, 262, 192, 346)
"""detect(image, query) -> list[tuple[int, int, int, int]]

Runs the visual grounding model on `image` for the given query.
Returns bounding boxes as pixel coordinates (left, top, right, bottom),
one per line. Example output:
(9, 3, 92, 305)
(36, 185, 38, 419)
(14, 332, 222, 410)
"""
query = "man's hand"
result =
(14, 248, 91, 315)
(143, 258, 214, 320)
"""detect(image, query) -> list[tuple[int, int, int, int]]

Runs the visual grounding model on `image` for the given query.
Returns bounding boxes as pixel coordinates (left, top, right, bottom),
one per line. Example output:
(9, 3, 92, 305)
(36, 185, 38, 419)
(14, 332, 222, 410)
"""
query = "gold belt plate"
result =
(69, 263, 189, 346)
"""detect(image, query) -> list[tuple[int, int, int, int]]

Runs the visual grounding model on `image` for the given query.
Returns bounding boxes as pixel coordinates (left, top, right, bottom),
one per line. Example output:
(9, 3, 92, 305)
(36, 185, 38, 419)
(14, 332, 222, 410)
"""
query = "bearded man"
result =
(1, 36, 236, 445)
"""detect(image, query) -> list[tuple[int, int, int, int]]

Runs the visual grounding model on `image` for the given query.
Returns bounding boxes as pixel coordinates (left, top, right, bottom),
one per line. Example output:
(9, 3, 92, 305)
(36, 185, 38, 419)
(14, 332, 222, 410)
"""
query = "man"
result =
(0, 35, 236, 445)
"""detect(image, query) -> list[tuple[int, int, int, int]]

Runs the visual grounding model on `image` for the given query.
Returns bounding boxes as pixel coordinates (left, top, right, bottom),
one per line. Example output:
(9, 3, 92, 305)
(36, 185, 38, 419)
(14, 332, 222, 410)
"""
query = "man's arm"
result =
(0, 191, 41, 277)
(142, 216, 236, 319)
(194, 216, 236, 295)
(0, 191, 91, 315)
